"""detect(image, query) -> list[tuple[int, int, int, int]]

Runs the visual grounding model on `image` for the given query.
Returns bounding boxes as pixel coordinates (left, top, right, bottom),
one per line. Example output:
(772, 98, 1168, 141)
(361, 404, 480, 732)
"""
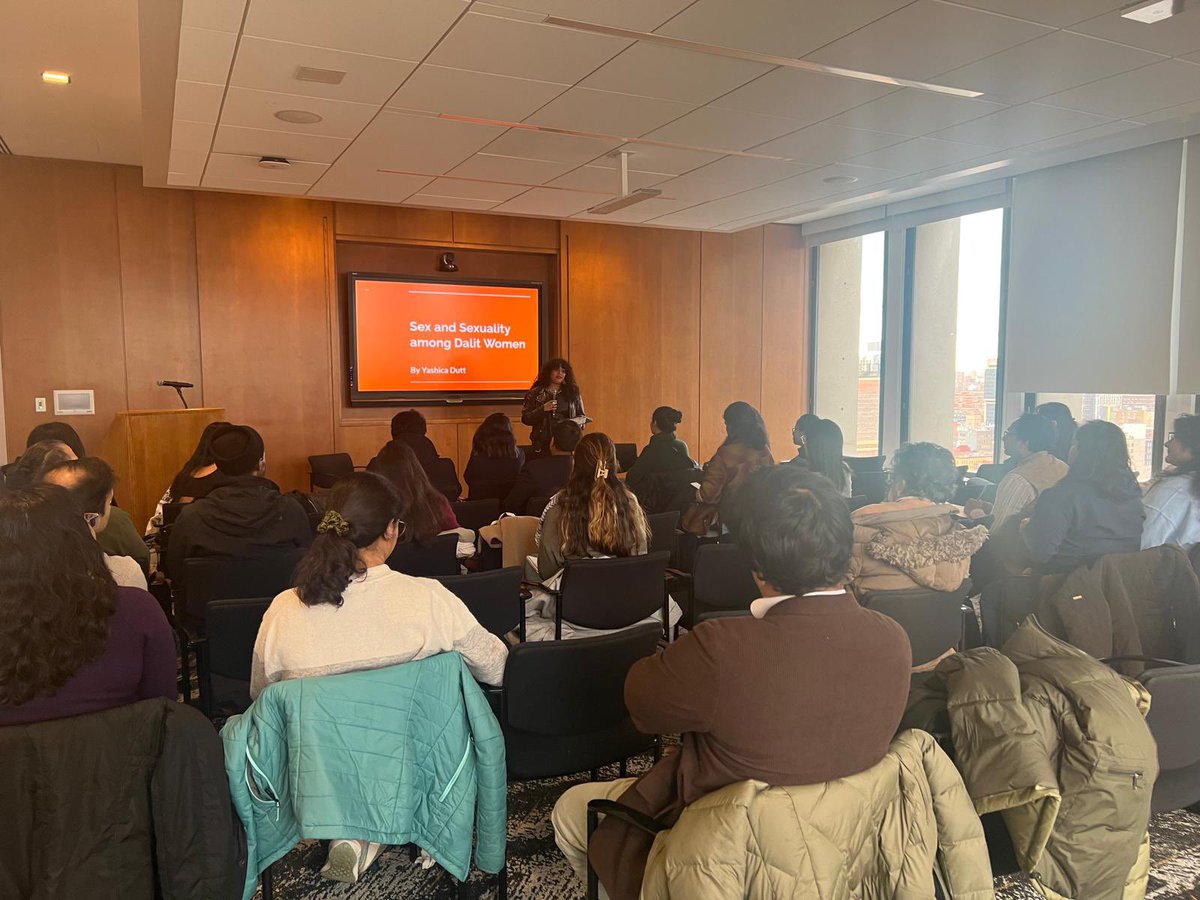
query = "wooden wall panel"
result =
(453, 212, 559, 250)
(0, 157, 127, 458)
(194, 193, 335, 492)
(699, 229, 765, 460)
(337, 422, 391, 465)
(760, 224, 809, 458)
(564, 222, 702, 455)
(333, 202, 453, 243)
(114, 166, 202, 411)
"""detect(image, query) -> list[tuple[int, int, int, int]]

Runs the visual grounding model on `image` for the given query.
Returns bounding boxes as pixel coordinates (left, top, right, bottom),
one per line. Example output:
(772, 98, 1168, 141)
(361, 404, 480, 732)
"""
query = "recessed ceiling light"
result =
(274, 109, 323, 125)
(41, 71, 71, 85)
(258, 156, 292, 170)
(1121, 0, 1188, 22)
(824, 175, 859, 185)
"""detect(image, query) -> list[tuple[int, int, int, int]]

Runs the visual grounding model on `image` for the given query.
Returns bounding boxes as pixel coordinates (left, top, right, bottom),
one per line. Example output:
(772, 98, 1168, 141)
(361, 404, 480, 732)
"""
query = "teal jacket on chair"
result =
(220, 653, 507, 900)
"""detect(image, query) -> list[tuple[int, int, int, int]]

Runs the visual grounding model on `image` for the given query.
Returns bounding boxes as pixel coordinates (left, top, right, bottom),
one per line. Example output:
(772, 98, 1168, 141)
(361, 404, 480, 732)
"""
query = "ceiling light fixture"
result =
(1121, 0, 1191, 22)
(586, 150, 662, 214)
(274, 109, 323, 124)
(258, 156, 292, 170)
(823, 174, 859, 185)
(539, 16, 983, 98)
(41, 71, 71, 85)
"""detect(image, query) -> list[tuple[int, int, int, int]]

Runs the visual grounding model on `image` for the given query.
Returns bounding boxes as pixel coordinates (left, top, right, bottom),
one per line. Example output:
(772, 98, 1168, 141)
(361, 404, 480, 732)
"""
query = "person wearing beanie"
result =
(164, 424, 312, 602)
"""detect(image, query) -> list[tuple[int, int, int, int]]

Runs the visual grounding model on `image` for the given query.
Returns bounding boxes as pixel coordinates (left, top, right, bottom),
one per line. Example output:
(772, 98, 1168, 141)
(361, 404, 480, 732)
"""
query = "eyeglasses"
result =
(1168, 432, 1176, 441)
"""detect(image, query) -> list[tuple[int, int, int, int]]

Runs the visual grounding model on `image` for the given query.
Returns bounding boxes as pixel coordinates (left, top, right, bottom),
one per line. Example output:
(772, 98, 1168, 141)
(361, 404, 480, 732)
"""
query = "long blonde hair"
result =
(558, 433, 649, 558)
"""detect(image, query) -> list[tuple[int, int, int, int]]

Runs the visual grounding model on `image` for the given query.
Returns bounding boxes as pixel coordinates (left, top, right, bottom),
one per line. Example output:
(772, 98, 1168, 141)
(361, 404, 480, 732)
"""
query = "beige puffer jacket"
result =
(640, 729, 995, 900)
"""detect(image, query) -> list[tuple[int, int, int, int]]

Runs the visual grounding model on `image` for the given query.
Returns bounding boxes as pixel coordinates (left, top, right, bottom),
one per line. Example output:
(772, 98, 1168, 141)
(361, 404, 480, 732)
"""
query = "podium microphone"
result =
(156, 379, 194, 409)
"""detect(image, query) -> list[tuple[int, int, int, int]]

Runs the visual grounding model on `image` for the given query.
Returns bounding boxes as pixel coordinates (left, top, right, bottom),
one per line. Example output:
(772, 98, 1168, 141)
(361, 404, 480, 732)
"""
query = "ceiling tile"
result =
(174, 80, 225, 123)
(826, 89, 1006, 136)
(849, 137, 988, 171)
(1130, 98, 1200, 125)
(182, 0, 247, 33)
(171, 119, 216, 153)
(219, 86, 378, 138)
(933, 30, 1163, 104)
(1019, 118, 1143, 152)
(1187, 50, 1200, 64)
(546, 164, 668, 193)
(805, 1, 1051, 82)
(931, 103, 1114, 148)
(711, 68, 896, 125)
(428, 11, 630, 83)
(525, 88, 694, 137)
(644, 106, 803, 151)
(653, 173, 755, 202)
(760, 162, 899, 200)
(422, 177, 530, 201)
(1068, 5, 1200, 57)
(580, 43, 771, 105)
(387, 65, 568, 120)
(201, 176, 312, 194)
(309, 168, 433, 203)
(477, 0, 695, 31)
(212, 124, 351, 163)
(576, 197, 701, 224)
(243, 0, 468, 60)
(178, 27, 238, 84)
(204, 151, 328, 183)
(493, 187, 602, 217)
(643, 204, 733, 229)
(682, 154, 817, 187)
(448, 153, 576, 184)
(946, 0, 1122, 27)
(407, 194, 502, 210)
(655, 0, 912, 59)
(1040, 60, 1200, 118)
(169, 147, 208, 175)
(167, 172, 203, 187)
(606, 142, 722, 174)
(345, 111, 509, 175)
(229, 37, 416, 105)
(482, 129, 620, 165)
(751, 123, 908, 165)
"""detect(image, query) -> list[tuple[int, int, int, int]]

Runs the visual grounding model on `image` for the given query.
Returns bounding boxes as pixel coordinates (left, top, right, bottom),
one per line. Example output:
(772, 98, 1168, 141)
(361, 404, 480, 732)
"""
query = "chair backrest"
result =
(526, 495, 551, 517)
(161, 501, 187, 526)
(851, 471, 890, 503)
(451, 498, 500, 533)
(308, 452, 354, 489)
(559, 551, 670, 631)
(206, 597, 271, 681)
(975, 463, 1007, 484)
(182, 548, 307, 625)
(386, 532, 460, 576)
(844, 455, 885, 474)
(614, 442, 638, 473)
(861, 585, 970, 667)
(646, 510, 680, 564)
(503, 623, 660, 779)
(435, 567, 522, 639)
(692, 543, 759, 617)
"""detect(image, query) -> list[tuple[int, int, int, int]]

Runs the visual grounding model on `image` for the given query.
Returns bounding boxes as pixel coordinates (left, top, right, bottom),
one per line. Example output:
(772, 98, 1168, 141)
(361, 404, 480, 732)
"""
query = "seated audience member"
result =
(377, 409, 461, 500)
(797, 418, 853, 497)
(1142, 414, 1200, 550)
(502, 419, 581, 515)
(25, 420, 86, 458)
(0, 486, 176, 726)
(625, 406, 698, 510)
(789, 412, 821, 465)
(680, 401, 774, 534)
(464, 413, 525, 501)
(164, 424, 311, 578)
(366, 440, 458, 542)
(985, 413, 1069, 529)
(1022, 420, 1144, 573)
(1036, 401, 1078, 463)
(251, 471, 506, 883)
(42, 458, 147, 589)
(3, 438, 76, 491)
(553, 465, 912, 899)
(849, 442, 987, 596)
(146, 420, 233, 533)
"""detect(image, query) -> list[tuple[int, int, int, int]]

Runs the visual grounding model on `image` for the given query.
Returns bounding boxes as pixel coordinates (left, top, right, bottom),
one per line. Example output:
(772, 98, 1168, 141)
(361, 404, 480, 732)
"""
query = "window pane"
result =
(813, 232, 885, 456)
(1036, 392, 1158, 479)
(908, 208, 1005, 471)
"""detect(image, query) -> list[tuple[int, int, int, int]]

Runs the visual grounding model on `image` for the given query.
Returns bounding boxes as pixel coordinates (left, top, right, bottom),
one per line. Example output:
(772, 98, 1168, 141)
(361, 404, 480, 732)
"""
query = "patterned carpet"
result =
(254, 751, 1200, 900)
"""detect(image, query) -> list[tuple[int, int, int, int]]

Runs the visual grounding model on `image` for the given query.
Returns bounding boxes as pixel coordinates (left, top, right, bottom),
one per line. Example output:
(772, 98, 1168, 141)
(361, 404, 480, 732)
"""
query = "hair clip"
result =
(595, 461, 610, 481)
(317, 509, 351, 536)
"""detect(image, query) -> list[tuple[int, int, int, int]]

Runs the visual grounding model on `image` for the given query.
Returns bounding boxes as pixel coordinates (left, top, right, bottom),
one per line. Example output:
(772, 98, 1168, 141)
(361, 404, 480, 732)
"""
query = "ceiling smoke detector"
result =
(274, 109, 323, 125)
(586, 150, 662, 215)
(258, 156, 292, 170)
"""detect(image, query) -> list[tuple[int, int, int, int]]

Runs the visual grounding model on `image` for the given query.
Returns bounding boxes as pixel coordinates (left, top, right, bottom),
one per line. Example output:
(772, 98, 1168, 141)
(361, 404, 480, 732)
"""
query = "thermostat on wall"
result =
(53, 389, 95, 416)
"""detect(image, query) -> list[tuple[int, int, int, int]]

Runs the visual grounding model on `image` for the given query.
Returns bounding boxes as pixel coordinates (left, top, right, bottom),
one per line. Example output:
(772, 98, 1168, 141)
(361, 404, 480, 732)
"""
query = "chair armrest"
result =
(586, 800, 670, 836)
(1102, 655, 1187, 669)
(522, 579, 559, 597)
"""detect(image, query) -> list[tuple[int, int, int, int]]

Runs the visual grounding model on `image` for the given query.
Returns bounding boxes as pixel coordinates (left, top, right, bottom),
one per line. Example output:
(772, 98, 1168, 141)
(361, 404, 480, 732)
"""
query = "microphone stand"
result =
(173, 386, 189, 409)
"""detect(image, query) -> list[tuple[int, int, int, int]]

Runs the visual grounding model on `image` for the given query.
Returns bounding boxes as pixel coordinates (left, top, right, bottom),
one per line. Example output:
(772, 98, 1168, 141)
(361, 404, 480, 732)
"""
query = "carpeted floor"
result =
(254, 751, 1200, 900)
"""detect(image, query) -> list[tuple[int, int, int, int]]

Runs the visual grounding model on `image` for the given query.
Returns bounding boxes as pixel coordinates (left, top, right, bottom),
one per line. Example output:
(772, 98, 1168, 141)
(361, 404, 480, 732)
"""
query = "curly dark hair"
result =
(532, 357, 580, 401)
(366, 440, 447, 544)
(294, 473, 401, 608)
(890, 442, 959, 503)
(471, 412, 519, 460)
(0, 485, 118, 706)
(168, 420, 230, 501)
(1068, 420, 1136, 496)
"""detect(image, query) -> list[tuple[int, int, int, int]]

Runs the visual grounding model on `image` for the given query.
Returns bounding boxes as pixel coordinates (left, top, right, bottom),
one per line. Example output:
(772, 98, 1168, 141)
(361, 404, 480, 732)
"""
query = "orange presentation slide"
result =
(353, 278, 541, 394)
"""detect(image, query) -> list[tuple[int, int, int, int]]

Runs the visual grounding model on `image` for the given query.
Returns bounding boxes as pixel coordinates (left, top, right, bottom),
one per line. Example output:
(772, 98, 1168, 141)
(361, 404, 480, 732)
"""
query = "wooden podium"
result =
(104, 408, 225, 532)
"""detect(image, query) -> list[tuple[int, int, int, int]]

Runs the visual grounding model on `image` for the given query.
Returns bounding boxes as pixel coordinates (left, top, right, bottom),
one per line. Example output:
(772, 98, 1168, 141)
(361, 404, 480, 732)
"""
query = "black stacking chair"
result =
(161, 501, 187, 526)
(851, 471, 890, 503)
(861, 583, 973, 668)
(844, 455, 885, 473)
(307, 452, 357, 490)
(646, 510, 680, 566)
(451, 498, 500, 533)
(847, 495, 871, 512)
(198, 597, 271, 718)
(430, 456, 462, 501)
(975, 463, 1008, 484)
(526, 496, 551, 517)
(674, 542, 759, 637)
(436, 567, 525, 641)
(614, 443, 638, 473)
(386, 533, 460, 577)
(180, 549, 306, 633)
(554, 552, 671, 640)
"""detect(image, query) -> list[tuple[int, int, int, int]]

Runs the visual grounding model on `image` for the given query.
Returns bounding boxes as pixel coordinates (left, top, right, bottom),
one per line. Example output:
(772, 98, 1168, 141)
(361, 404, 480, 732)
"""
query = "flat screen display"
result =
(347, 273, 545, 405)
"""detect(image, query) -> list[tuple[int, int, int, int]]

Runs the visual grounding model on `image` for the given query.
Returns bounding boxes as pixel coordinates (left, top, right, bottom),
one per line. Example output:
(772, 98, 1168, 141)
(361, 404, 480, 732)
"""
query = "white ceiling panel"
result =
(219, 86, 379, 138)
(493, 187, 603, 217)
(547, 164, 667, 193)
(204, 151, 328, 182)
(309, 168, 433, 203)
(751, 123, 908, 165)
(525, 88, 693, 137)
(243, 0, 468, 61)
(826, 89, 1006, 136)
(760, 162, 900, 200)
(644, 106, 803, 151)
(644, 204, 734, 229)
(178, 27, 239, 84)
(229, 37, 416, 104)
(212, 124, 350, 163)
(407, 194, 501, 210)
(1068, 6, 1200, 57)
(421, 177, 530, 201)
(448, 153, 575, 184)
(946, 0, 1122, 27)
(931, 103, 1114, 148)
(607, 142, 722, 175)
(1041, 60, 1200, 118)
(347, 111, 509, 174)
(682, 154, 817, 187)
(711, 68, 896, 126)
(169, 147, 208, 175)
(576, 197, 701, 224)
(933, 30, 1163, 104)
(805, 1, 1051, 82)
(580, 43, 771, 105)
(167, 172, 203, 187)
(171, 119, 217, 153)
(387, 65, 568, 120)
(482, 129, 620, 165)
(654, 173, 760, 202)
(849, 137, 988, 171)
(478, 0, 695, 31)
(202, 175, 317, 193)
(174, 80, 225, 123)
(427, 12, 629, 83)
(1018, 118, 1142, 152)
(655, 0, 912, 60)
(1130, 99, 1200, 126)
(182, 0, 247, 33)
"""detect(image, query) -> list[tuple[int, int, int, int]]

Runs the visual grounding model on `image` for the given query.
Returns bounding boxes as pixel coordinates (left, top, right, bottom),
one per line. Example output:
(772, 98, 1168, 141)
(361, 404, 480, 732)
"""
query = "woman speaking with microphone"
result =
(522, 357, 585, 457)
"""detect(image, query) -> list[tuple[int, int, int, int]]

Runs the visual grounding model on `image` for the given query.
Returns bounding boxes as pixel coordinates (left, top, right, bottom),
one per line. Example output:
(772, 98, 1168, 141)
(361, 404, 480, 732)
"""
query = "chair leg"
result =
(586, 806, 601, 900)
(619, 758, 628, 777)
(589, 767, 598, 781)
(261, 862, 273, 900)
(653, 735, 663, 763)
(497, 863, 508, 900)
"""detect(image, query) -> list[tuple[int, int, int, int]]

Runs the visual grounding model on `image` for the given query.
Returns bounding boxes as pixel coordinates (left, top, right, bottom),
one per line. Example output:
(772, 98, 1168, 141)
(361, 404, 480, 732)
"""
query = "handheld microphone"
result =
(156, 380, 194, 389)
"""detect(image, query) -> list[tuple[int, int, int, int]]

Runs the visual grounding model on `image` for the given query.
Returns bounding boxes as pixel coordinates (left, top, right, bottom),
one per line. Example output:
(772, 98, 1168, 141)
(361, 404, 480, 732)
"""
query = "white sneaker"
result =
(320, 839, 383, 883)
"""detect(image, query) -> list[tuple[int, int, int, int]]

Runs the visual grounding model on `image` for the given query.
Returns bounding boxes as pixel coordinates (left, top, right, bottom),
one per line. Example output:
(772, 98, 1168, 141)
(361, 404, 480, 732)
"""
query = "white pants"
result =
(551, 777, 639, 900)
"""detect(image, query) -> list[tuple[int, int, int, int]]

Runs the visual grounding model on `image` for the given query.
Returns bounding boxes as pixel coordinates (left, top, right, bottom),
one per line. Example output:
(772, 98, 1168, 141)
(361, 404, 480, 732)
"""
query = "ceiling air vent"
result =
(294, 66, 346, 85)
(0, 134, 12, 155)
